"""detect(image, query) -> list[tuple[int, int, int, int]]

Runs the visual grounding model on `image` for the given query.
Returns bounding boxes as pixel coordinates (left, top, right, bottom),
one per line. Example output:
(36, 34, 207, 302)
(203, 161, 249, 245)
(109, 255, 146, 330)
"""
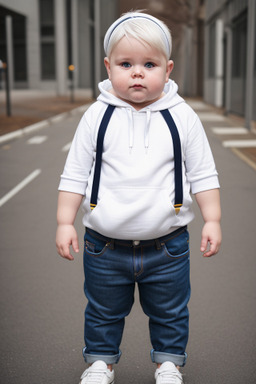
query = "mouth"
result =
(132, 84, 144, 89)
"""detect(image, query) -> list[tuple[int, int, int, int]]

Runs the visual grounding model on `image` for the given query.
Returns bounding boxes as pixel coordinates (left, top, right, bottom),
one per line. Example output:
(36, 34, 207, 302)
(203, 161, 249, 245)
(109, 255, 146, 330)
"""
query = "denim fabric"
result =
(82, 227, 190, 366)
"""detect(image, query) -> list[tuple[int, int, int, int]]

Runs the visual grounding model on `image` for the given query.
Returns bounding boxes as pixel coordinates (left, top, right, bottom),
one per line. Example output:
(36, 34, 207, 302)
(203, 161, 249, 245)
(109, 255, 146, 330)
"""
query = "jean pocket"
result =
(84, 233, 108, 257)
(162, 230, 190, 259)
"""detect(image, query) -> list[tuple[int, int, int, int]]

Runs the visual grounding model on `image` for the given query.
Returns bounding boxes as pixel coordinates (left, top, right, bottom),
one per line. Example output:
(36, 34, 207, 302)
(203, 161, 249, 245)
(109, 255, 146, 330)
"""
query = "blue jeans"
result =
(83, 227, 190, 367)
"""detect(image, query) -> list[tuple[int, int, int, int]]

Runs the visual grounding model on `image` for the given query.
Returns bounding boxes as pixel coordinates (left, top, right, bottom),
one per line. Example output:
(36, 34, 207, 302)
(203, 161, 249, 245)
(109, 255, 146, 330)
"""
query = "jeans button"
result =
(133, 240, 140, 246)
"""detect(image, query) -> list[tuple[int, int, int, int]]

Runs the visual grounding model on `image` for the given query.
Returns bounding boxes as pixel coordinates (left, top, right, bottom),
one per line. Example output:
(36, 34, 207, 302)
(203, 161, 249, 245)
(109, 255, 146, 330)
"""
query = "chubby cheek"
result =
(112, 74, 128, 90)
(150, 77, 166, 94)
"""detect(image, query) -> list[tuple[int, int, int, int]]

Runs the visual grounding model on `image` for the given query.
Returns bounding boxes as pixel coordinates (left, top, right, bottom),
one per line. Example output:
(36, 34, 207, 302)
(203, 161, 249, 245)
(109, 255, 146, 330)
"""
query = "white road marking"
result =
(49, 112, 68, 123)
(62, 142, 72, 152)
(212, 127, 248, 135)
(197, 113, 226, 122)
(223, 140, 256, 148)
(27, 136, 48, 144)
(187, 101, 208, 109)
(0, 169, 41, 208)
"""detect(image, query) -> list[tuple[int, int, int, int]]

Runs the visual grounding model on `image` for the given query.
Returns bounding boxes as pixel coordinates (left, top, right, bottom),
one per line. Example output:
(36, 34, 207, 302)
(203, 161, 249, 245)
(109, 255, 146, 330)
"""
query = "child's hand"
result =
(56, 224, 80, 261)
(200, 221, 222, 257)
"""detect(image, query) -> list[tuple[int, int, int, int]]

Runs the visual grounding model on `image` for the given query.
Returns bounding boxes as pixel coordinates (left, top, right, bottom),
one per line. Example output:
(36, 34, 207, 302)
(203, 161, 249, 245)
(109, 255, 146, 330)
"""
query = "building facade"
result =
(1, 0, 205, 99)
(0, 0, 117, 97)
(204, 0, 256, 129)
(1, 0, 255, 128)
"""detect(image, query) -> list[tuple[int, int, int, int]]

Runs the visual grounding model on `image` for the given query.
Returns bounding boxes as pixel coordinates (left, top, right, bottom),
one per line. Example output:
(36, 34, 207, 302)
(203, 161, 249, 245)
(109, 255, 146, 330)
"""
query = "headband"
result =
(104, 12, 171, 58)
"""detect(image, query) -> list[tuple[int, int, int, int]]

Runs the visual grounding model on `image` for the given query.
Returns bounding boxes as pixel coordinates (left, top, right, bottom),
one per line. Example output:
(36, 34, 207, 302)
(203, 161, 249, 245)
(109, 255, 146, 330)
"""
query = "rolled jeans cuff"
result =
(151, 349, 187, 367)
(83, 348, 122, 364)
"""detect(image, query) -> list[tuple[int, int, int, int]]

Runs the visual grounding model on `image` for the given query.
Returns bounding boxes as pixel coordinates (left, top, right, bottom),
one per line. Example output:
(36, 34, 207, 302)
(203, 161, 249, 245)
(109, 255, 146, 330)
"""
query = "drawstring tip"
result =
(90, 204, 96, 211)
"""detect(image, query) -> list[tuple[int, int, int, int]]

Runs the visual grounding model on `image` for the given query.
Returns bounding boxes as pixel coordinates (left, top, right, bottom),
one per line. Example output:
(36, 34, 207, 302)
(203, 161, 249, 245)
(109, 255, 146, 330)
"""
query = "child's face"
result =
(104, 36, 174, 110)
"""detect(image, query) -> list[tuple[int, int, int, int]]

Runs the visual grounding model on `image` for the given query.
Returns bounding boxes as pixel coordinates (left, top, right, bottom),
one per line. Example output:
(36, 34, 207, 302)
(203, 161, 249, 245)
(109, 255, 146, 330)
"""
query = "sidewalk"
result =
(0, 89, 93, 136)
(0, 90, 255, 170)
(186, 98, 256, 171)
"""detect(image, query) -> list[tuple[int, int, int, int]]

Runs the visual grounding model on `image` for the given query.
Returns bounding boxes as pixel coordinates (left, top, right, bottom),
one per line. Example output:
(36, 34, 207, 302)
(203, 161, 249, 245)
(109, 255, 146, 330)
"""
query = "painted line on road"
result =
(22, 121, 49, 135)
(212, 127, 248, 135)
(27, 136, 48, 144)
(0, 102, 92, 146)
(197, 113, 227, 122)
(223, 140, 256, 148)
(232, 148, 256, 171)
(0, 169, 41, 208)
(187, 101, 209, 110)
(49, 112, 69, 124)
(62, 142, 72, 152)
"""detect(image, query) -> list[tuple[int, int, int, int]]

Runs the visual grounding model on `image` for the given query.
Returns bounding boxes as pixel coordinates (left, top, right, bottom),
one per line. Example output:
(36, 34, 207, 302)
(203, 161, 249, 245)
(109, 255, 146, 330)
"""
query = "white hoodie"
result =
(59, 79, 219, 240)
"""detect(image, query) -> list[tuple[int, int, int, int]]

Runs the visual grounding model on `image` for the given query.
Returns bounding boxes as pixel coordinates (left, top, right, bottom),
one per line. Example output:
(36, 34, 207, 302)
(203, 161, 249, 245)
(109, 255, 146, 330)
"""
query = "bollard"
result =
(1, 61, 11, 117)
(68, 64, 75, 103)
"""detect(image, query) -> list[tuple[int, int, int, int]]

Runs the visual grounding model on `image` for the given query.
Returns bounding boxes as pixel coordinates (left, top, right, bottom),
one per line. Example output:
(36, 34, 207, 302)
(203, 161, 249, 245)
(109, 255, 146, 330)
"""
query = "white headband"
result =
(104, 12, 171, 58)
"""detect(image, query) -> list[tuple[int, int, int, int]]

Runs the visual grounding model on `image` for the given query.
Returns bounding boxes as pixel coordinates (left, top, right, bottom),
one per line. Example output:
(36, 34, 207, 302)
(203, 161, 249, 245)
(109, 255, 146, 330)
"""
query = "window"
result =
(232, 12, 247, 78)
(13, 15, 27, 82)
(39, 0, 55, 79)
(0, 5, 27, 83)
(230, 12, 247, 115)
(208, 21, 216, 78)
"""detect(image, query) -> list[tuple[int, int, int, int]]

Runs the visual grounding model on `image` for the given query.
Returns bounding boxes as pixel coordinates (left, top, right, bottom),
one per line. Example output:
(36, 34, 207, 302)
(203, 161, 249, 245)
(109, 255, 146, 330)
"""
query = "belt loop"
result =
(107, 239, 115, 250)
(155, 238, 162, 250)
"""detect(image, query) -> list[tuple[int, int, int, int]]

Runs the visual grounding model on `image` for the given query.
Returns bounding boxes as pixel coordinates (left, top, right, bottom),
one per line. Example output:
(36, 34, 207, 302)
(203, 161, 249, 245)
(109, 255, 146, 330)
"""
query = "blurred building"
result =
(0, 0, 117, 97)
(0, 0, 204, 99)
(1, 0, 255, 128)
(204, 0, 256, 129)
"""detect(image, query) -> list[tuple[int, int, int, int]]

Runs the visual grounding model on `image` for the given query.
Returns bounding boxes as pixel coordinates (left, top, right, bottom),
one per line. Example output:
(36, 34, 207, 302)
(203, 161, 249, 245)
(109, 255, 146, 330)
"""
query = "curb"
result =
(0, 104, 91, 145)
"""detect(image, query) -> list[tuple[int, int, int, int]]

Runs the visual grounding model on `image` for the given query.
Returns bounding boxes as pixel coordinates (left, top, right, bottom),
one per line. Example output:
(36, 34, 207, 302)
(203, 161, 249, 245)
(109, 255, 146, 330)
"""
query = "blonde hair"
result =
(104, 12, 172, 60)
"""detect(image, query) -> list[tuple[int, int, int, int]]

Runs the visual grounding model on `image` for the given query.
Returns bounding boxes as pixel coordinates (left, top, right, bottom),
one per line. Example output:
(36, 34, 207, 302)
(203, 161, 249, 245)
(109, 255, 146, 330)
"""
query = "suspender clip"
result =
(174, 204, 182, 215)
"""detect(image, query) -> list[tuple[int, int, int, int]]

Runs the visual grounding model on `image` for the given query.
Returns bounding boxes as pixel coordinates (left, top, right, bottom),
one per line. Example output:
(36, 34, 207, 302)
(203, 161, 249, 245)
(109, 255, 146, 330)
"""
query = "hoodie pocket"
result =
(89, 187, 177, 239)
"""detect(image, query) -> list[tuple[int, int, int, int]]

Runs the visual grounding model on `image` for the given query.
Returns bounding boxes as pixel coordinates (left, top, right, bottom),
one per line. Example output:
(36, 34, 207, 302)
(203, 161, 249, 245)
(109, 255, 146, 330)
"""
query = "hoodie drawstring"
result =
(127, 108, 134, 152)
(144, 108, 151, 151)
(127, 108, 151, 152)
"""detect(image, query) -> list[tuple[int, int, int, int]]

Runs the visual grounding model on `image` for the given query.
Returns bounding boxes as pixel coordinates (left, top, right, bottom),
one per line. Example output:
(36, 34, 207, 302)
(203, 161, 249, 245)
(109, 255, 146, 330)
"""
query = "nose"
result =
(132, 66, 144, 78)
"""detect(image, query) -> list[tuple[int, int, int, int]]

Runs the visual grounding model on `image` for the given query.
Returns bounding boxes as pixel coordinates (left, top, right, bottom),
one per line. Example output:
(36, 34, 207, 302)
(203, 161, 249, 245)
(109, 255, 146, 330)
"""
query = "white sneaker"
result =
(155, 361, 183, 384)
(79, 361, 114, 384)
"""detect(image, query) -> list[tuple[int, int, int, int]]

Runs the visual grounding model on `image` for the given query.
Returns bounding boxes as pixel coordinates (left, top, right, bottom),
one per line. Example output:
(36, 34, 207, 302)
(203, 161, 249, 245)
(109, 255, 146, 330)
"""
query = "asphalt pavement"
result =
(0, 92, 256, 384)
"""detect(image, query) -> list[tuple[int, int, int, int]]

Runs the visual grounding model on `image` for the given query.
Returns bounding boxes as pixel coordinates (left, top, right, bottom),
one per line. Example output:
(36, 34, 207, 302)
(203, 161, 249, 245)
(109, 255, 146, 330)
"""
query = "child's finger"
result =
(61, 244, 75, 261)
(200, 236, 208, 253)
(202, 240, 219, 257)
(72, 237, 80, 253)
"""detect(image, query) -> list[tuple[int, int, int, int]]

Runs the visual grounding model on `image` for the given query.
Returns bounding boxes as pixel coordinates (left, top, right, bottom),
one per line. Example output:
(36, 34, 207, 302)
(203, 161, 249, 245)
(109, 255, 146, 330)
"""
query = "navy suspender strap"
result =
(90, 105, 183, 215)
(160, 109, 183, 214)
(90, 104, 116, 210)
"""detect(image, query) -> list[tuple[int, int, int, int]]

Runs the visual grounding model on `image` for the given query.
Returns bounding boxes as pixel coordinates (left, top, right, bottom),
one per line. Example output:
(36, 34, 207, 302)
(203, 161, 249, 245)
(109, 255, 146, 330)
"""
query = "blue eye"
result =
(145, 62, 155, 68)
(121, 62, 131, 68)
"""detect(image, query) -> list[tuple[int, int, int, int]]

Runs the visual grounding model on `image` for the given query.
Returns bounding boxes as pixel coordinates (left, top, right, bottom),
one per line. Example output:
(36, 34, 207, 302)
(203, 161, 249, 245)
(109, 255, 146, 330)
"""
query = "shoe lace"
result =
(81, 368, 110, 384)
(158, 369, 182, 384)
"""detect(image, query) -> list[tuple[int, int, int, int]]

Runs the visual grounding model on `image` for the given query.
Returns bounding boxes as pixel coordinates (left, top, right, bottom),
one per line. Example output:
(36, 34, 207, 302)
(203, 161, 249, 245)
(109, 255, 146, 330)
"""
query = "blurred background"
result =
(1, 3, 256, 383)
(0, 0, 255, 129)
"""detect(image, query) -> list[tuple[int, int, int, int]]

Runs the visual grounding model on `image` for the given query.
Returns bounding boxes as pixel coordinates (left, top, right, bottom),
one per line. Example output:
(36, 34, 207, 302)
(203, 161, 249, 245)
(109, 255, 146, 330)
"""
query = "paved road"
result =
(0, 102, 255, 384)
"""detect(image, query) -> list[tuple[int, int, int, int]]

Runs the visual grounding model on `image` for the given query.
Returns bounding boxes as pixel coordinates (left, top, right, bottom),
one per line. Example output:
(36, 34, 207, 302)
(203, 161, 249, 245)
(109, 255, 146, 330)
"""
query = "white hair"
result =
(104, 12, 172, 59)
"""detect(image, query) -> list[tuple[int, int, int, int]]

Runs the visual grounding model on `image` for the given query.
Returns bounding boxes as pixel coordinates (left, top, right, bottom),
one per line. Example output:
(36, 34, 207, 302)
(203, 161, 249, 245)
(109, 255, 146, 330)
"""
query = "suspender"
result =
(90, 105, 183, 214)
(90, 105, 115, 210)
(160, 109, 183, 214)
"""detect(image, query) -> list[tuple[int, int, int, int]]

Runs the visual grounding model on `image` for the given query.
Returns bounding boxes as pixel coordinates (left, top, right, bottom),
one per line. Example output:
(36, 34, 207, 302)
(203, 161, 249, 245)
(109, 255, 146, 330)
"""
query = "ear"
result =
(104, 57, 111, 80)
(165, 60, 174, 82)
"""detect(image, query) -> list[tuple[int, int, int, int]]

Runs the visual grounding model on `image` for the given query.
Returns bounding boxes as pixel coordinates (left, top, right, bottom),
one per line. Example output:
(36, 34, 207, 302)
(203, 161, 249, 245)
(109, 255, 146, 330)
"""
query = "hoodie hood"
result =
(97, 79, 185, 150)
